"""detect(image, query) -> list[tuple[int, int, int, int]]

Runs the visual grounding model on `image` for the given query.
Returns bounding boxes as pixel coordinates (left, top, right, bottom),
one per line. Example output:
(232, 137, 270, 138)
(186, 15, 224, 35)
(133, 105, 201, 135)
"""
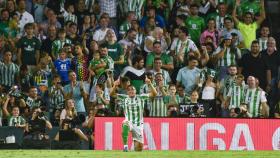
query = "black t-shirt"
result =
(261, 49, 280, 78)
(28, 118, 47, 134)
(75, 10, 90, 25)
(179, 102, 205, 117)
(239, 52, 269, 89)
(41, 38, 55, 56)
(67, 35, 82, 46)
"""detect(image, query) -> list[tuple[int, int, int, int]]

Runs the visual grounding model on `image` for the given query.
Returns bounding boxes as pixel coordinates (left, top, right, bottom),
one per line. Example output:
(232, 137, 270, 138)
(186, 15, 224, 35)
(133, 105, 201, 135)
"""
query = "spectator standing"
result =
(176, 56, 201, 95)
(258, 26, 270, 51)
(206, 2, 230, 31)
(140, 6, 166, 29)
(212, 33, 241, 80)
(19, 86, 46, 109)
(17, 23, 41, 72)
(199, 69, 220, 117)
(51, 28, 71, 60)
(261, 37, 280, 116)
(98, 0, 118, 27)
(16, 0, 34, 34)
(238, 40, 270, 90)
(121, 55, 146, 94)
(71, 44, 89, 81)
(104, 30, 125, 78)
(221, 17, 244, 48)
(2, 97, 26, 128)
(146, 41, 174, 71)
(151, 57, 172, 85)
(63, 71, 89, 113)
(67, 22, 83, 45)
(41, 9, 61, 34)
(224, 74, 246, 112)
(92, 17, 113, 45)
(185, 4, 205, 45)
(0, 50, 19, 90)
(49, 75, 65, 111)
(41, 25, 57, 56)
(170, 27, 200, 69)
(200, 18, 221, 48)
(119, 11, 136, 38)
(0, 9, 11, 38)
(244, 76, 269, 118)
(54, 50, 72, 85)
(6, 0, 17, 16)
(232, 0, 265, 49)
(149, 73, 168, 117)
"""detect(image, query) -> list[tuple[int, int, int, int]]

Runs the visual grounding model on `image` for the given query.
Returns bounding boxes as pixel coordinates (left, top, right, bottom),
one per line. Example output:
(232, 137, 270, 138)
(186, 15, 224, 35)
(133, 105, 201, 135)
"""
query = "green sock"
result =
(122, 124, 129, 145)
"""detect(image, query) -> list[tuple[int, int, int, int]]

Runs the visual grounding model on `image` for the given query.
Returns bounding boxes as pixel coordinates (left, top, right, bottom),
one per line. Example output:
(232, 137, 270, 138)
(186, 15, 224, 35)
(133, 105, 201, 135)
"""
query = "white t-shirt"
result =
(170, 38, 198, 55)
(17, 11, 34, 34)
(93, 28, 113, 42)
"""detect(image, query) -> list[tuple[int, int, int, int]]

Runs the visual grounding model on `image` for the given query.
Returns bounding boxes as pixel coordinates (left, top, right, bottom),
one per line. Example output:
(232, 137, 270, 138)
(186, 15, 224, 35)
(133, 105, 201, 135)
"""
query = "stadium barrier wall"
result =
(0, 127, 89, 149)
(95, 117, 280, 150)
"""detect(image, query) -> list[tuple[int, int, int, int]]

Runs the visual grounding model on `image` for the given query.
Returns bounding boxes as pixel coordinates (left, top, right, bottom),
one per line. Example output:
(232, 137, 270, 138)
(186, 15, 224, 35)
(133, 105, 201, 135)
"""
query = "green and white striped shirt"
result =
(52, 39, 72, 58)
(150, 86, 168, 117)
(49, 86, 65, 109)
(221, 75, 236, 98)
(227, 85, 246, 109)
(244, 88, 267, 117)
(64, 13, 78, 24)
(0, 62, 19, 87)
(8, 116, 26, 126)
(118, 94, 149, 126)
(128, 0, 145, 20)
(213, 47, 241, 67)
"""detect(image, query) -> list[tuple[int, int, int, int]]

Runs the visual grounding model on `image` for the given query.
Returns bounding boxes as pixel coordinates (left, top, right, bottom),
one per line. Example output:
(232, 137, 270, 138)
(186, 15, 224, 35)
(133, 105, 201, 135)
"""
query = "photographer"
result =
(24, 106, 52, 140)
(54, 99, 88, 141)
(229, 103, 252, 118)
(82, 104, 111, 149)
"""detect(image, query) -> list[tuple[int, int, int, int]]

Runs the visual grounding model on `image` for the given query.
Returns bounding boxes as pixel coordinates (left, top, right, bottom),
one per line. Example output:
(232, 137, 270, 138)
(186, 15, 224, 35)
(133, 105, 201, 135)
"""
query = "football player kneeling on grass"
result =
(117, 76, 157, 152)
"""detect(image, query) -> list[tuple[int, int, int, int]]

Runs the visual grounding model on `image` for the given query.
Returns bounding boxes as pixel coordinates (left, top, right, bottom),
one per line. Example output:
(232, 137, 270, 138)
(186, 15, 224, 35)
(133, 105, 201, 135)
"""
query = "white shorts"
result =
(123, 120, 144, 144)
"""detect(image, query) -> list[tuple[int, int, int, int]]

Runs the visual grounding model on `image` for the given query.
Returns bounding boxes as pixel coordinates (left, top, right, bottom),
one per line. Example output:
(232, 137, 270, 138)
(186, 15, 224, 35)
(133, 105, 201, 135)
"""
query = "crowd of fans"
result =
(0, 0, 280, 146)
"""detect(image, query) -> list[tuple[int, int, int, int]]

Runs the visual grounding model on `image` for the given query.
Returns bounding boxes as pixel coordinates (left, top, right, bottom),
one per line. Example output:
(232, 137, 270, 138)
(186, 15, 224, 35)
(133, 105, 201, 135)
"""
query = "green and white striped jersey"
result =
(52, 39, 72, 58)
(8, 116, 26, 126)
(213, 47, 241, 67)
(49, 86, 65, 109)
(150, 86, 168, 117)
(244, 88, 267, 117)
(118, 94, 149, 126)
(128, 0, 145, 20)
(221, 75, 236, 98)
(64, 13, 78, 24)
(0, 62, 19, 87)
(227, 84, 247, 109)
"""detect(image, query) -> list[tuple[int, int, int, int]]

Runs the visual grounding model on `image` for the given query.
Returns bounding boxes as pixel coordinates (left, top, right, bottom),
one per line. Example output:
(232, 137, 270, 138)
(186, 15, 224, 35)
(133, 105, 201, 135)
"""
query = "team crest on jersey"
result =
(192, 24, 197, 29)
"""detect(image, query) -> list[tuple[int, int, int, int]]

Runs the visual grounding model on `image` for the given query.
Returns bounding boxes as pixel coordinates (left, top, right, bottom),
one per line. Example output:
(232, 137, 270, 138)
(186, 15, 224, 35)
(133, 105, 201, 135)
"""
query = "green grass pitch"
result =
(1, 150, 280, 158)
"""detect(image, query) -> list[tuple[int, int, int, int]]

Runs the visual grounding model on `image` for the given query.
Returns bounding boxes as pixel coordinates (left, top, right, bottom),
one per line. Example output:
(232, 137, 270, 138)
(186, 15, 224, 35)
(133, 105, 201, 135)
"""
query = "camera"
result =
(234, 104, 249, 118)
(36, 111, 45, 119)
(62, 114, 86, 130)
(234, 107, 241, 115)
